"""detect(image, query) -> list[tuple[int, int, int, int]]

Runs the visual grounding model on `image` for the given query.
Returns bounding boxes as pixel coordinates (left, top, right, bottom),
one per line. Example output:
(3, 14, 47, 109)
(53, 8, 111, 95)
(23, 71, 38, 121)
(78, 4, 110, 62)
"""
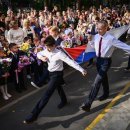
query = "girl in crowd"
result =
(0, 49, 11, 100)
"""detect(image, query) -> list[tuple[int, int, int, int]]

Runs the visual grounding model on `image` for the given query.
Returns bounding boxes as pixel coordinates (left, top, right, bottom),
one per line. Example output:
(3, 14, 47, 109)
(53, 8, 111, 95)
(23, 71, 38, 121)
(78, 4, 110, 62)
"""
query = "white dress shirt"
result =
(90, 32, 130, 58)
(37, 48, 85, 73)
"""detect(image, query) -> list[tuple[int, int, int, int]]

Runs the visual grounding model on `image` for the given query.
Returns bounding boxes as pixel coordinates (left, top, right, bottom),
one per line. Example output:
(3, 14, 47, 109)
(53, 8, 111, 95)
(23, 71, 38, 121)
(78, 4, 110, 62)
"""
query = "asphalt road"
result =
(0, 42, 130, 130)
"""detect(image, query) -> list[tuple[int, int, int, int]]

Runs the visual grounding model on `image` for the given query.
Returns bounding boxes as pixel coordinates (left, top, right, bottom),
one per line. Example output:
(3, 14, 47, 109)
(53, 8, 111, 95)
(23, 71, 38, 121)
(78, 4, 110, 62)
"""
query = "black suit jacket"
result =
(91, 24, 98, 35)
(55, 37, 63, 46)
(0, 64, 3, 77)
(8, 50, 25, 73)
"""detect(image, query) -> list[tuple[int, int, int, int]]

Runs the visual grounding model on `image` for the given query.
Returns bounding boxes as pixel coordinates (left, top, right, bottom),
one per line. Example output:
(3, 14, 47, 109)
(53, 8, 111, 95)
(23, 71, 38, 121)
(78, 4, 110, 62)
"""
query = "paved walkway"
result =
(93, 93, 130, 130)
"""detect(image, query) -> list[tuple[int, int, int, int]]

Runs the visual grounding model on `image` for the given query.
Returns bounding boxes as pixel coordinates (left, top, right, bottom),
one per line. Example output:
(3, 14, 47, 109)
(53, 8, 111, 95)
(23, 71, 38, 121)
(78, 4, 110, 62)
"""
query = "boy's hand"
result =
(2, 72, 10, 77)
(40, 56, 49, 62)
(82, 70, 87, 76)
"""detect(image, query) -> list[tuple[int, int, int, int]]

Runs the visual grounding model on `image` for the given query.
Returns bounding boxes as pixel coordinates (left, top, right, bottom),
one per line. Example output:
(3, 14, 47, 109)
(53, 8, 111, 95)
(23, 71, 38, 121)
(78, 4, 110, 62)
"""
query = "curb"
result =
(0, 85, 46, 112)
(0, 67, 78, 112)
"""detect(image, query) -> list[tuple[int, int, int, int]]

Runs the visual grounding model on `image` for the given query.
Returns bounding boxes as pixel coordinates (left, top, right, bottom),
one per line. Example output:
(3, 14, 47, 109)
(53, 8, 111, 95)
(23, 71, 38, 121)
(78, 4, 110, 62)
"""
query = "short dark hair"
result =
(44, 35, 56, 46)
(23, 36, 31, 42)
(98, 20, 108, 27)
(95, 16, 100, 21)
(9, 43, 17, 49)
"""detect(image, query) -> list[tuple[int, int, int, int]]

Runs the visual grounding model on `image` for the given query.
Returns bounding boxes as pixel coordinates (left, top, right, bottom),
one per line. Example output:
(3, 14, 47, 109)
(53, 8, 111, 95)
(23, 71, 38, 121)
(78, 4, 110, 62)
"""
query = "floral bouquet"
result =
(34, 46, 44, 54)
(61, 40, 72, 48)
(0, 58, 12, 87)
(20, 42, 31, 53)
(72, 37, 82, 46)
(0, 58, 12, 73)
(20, 42, 32, 62)
(37, 47, 43, 52)
(14, 56, 31, 84)
(26, 47, 37, 63)
(18, 55, 31, 72)
(27, 46, 44, 66)
(19, 55, 31, 65)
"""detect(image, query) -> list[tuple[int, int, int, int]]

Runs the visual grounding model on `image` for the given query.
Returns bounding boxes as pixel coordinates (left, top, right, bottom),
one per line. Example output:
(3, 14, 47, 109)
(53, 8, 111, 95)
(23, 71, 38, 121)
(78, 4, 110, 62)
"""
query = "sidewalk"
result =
(0, 64, 72, 111)
(93, 92, 130, 130)
(0, 80, 38, 110)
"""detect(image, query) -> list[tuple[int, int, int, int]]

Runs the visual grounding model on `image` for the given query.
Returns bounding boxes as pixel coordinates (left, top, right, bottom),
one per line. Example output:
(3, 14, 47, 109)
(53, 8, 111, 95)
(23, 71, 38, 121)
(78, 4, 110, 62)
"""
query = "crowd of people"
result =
(0, 4, 130, 101)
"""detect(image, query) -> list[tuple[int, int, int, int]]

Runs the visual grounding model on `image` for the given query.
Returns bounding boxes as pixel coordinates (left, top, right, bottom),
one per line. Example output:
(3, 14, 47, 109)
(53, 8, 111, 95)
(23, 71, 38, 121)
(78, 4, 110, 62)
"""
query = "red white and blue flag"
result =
(64, 45, 96, 64)
(63, 25, 130, 64)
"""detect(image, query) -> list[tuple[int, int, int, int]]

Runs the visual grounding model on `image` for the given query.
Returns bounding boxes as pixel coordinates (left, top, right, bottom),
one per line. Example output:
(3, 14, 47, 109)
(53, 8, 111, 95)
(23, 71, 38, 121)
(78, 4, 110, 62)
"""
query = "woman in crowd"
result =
(22, 19, 36, 43)
(7, 21, 24, 45)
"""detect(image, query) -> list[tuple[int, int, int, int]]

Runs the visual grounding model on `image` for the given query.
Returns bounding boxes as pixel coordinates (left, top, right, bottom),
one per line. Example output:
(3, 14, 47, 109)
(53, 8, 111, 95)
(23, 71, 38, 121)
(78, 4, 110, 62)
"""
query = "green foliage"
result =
(1, 0, 128, 12)
(32, 0, 44, 10)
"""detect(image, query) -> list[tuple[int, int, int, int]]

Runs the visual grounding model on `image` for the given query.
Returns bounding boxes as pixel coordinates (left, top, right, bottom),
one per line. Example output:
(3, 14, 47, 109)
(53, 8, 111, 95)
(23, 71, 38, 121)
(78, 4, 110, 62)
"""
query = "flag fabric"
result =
(109, 24, 130, 39)
(64, 45, 96, 64)
(64, 24, 130, 64)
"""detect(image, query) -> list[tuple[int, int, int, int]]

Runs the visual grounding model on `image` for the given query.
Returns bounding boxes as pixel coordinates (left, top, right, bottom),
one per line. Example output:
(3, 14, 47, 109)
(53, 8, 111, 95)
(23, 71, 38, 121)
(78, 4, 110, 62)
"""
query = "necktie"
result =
(14, 53, 17, 59)
(98, 37, 103, 57)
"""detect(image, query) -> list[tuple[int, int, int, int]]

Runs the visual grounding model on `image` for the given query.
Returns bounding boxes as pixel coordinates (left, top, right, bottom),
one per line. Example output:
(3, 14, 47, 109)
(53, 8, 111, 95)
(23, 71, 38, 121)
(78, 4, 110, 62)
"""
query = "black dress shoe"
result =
(124, 67, 130, 71)
(15, 88, 22, 93)
(22, 87, 27, 91)
(81, 104, 91, 112)
(86, 63, 93, 68)
(57, 101, 67, 109)
(98, 95, 109, 101)
(23, 114, 37, 124)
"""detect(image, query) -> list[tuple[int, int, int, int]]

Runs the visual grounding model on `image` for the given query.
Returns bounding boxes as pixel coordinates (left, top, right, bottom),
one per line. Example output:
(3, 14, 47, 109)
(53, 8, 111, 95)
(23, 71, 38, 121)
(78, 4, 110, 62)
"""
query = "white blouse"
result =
(7, 28, 24, 45)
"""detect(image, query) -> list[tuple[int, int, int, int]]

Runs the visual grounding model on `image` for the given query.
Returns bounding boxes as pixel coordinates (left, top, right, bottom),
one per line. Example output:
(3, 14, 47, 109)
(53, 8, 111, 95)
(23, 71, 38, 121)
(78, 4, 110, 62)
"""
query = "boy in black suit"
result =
(8, 43, 26, 92)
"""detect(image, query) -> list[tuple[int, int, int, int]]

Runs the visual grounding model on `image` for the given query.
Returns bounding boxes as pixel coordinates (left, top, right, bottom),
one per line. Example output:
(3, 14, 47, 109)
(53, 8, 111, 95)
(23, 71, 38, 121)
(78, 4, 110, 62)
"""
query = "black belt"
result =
(49, 71, 63, 74)
(97, 57, 111, 60)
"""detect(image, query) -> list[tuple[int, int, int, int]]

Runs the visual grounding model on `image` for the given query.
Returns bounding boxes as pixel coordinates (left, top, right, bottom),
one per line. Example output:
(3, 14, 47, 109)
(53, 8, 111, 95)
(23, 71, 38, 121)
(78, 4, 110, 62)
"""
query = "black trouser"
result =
(127, 56, 130, 69)
(33, 62, 49, 87)
(10, 70, 25, 91)
(88, 58, 93, 65)
(85, 57, 112, 105)
(31, 71, 67, 116)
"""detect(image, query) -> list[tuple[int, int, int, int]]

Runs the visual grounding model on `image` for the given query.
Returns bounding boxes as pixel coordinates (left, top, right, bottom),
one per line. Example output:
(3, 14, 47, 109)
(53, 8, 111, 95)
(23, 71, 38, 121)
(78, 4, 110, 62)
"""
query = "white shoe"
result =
(3, 95, 9, 100)
(27, 75, 31, 79)
(31, 82, 40, 89)
(6, 93, 12, 98)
